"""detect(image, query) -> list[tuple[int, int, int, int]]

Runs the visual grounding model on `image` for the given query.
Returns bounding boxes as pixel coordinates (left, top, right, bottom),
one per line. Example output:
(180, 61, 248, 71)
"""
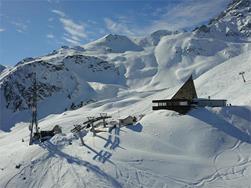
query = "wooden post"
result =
(72, 125, 85, 145)
(100, 113, 107, 128)
(103, 119, 106, 128)
(91, 122, 96, 137)
(87, 117, 95, 137)
(78, 131, 85, 146)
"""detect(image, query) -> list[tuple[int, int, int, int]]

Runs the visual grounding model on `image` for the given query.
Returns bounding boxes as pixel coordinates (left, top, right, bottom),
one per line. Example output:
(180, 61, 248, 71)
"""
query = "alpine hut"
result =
(152, 75, 227, 114)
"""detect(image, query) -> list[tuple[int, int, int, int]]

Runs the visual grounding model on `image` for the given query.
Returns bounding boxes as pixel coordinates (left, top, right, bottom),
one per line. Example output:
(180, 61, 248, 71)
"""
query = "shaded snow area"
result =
(0, 106, 251, 188)
(1, 0, 251, 187)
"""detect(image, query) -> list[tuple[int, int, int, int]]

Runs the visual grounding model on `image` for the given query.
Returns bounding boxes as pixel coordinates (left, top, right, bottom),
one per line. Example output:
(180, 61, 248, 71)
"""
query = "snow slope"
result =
(0, 0, 251, 187)
(196, 51, 251, 105)
(0, 92, 251, 187)
(0, 48, 251, 187)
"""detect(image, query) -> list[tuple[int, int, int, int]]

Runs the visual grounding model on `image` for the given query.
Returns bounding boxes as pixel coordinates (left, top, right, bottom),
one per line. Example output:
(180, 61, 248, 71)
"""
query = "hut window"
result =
(179, 101, 188, 106)
(158, 102, 166, 106)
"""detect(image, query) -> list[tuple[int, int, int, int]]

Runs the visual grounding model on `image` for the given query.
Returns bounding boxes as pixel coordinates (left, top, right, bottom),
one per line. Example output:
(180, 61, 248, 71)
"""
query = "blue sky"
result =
(0, 0, 231, 66)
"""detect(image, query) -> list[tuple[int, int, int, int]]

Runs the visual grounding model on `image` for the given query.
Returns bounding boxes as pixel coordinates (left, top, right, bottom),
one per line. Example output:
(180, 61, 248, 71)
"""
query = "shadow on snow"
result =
(39, 141, 122, 188)
(125, 123, 143, 132)
(189, 107, 251, 144)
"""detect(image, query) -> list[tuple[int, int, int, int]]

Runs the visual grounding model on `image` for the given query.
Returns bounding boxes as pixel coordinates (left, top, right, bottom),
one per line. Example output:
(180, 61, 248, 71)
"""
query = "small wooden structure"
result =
(119, 116, 137, 126)
(34, 125, 62, 142)
(71, 113, 111, 145)
(72, 124, 86, 145)
(152, 75, 227, 114)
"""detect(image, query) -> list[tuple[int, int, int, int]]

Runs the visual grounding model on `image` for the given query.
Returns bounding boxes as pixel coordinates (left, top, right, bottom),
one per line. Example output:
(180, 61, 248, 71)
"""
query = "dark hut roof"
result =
(171, 75, 198, 100)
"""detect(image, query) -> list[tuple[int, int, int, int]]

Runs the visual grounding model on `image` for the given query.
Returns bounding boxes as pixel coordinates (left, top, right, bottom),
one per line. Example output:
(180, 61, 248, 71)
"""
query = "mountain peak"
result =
(195, 0, 251, 39)
(104, 34, 127, 41)
(85, 33, 143, 53)
(212, 0, 250, 22)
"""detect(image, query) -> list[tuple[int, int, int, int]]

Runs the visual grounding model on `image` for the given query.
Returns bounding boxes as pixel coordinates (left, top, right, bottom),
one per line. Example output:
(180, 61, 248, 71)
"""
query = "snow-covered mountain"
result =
(0, 50, 250, 187)
(0, 55, 126, 130)
(1, 0, 251, 130)
(195, 0, 251, 39)
(0, 0, 251, 187)
(84, 34, 143, 53)
(135, 29, 180, 47)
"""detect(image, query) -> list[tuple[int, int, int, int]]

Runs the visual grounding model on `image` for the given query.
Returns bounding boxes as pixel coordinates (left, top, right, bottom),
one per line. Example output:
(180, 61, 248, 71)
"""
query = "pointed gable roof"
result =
(172, 75, 198, 100)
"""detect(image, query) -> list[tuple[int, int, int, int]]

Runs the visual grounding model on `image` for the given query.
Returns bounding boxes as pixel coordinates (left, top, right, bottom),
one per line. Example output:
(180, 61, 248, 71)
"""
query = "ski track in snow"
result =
(1, 0, 251, 187)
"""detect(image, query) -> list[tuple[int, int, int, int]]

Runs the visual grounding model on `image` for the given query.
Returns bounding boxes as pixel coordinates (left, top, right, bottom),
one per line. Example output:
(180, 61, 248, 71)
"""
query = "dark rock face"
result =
(63, 55, 115, 72)
(0, 64, 6, 73)
(16, 57, 35, 66)
(2, 63, 62, 112)
(228, 0, 250, 10)
(1, 54, 121, 113)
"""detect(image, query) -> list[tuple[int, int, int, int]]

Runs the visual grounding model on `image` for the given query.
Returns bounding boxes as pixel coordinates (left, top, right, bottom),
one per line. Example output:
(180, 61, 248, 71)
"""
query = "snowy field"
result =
(1, 0, 251, 187)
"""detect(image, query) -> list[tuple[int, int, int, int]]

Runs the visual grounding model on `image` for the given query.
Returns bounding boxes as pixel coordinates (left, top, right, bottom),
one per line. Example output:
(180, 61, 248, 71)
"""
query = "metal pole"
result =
(33, 73, 39, 135)
(239, 72, 246, 83)
(29, 72, 41, 145)
(29, 124, 33, 145)
(242, 74, 246, 83)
